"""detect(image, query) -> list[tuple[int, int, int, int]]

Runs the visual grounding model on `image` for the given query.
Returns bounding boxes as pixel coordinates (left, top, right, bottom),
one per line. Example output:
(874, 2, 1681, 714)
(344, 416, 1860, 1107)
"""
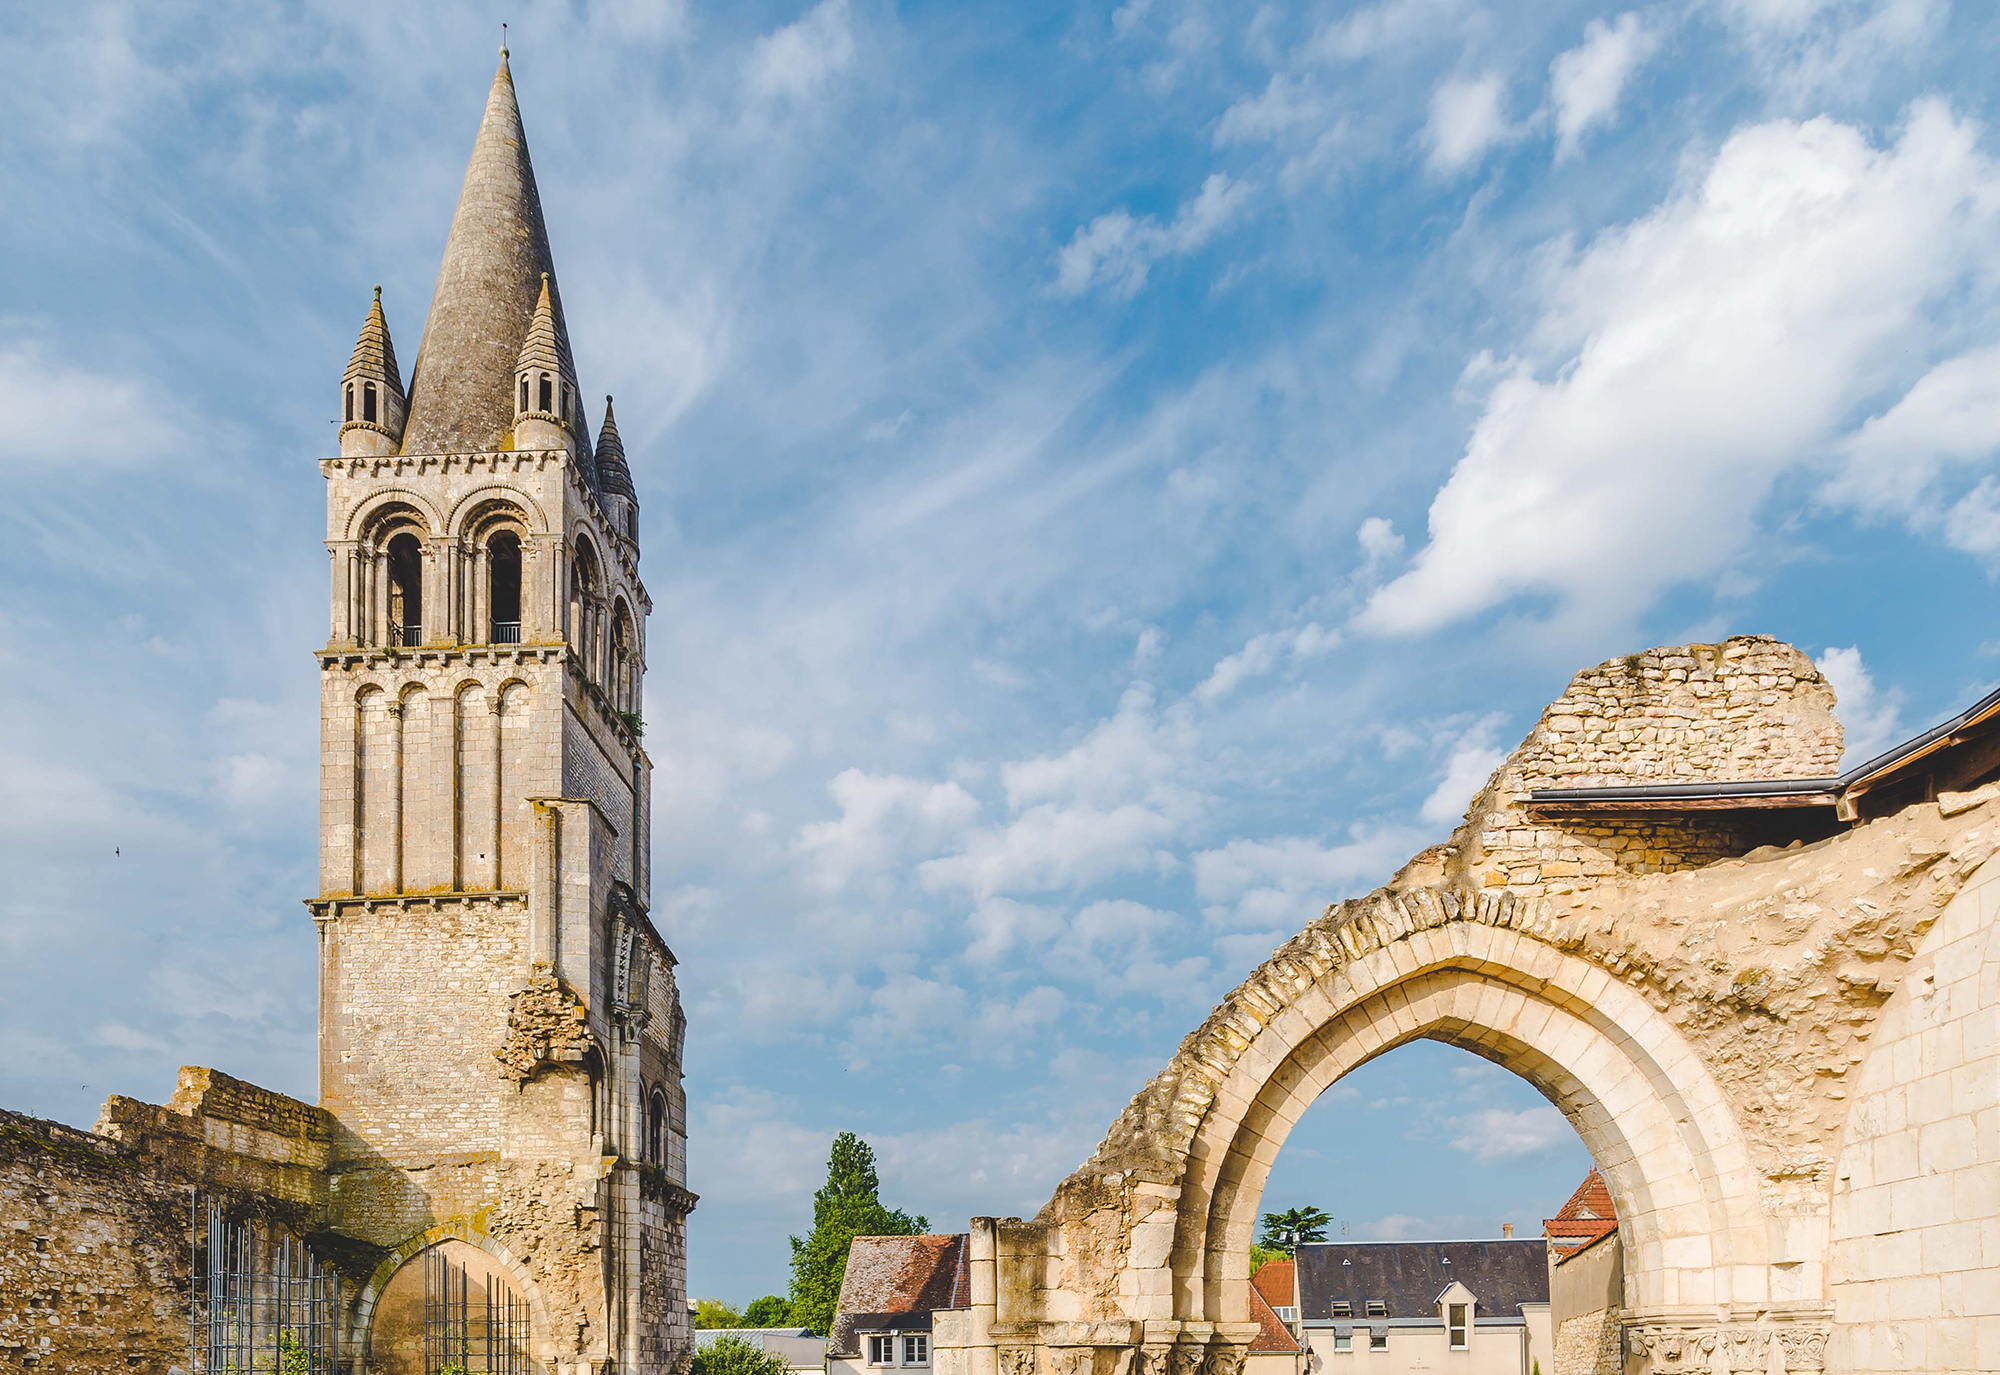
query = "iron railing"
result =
(491, 621, 522, 644)
(191, 1200, 339, 1373)
(424, 1246, 530, 1374)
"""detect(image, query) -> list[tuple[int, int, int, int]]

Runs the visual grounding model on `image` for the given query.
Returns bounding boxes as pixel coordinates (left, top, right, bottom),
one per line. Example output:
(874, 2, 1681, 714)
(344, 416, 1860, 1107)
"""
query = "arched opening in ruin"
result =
(365, 1237, 544, 1375)
(1174, 938, 1762, 1331)
(1254, 1037, 1604, 1371)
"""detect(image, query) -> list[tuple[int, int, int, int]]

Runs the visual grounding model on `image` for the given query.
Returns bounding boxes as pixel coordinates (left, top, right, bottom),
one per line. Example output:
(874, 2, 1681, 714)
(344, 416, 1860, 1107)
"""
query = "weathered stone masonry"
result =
(935, 637, 2000, 1375)
(0, 49, 690, 1375)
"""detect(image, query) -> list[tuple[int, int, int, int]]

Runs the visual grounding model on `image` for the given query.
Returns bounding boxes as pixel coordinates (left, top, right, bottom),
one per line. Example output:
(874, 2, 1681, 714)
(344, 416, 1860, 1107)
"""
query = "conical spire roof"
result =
(594, 395, 636, 500)
(343, 286, 404, 397)
(401, 51, 580, 455)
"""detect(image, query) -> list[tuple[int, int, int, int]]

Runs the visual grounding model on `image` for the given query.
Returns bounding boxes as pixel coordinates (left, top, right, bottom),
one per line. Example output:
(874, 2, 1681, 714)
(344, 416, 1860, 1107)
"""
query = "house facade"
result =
(1295, 1240, 1551, 1375)
(829, 1235, 973, 1375)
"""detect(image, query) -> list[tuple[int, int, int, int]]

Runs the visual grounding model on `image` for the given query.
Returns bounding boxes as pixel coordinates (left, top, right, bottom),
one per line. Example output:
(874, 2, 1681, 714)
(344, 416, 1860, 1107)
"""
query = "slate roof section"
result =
(1248, 1283, 1300, 1354)
(1252, 1260, 1295, 1312)
(343, 286, 405, 400)
(401, 51, 585, 458)
(595, 395, 636, 500)
(829, 1234, 971, 1354)
(1295, 1240, 1549, 1325)
(1544, 1168, 1618, 1260)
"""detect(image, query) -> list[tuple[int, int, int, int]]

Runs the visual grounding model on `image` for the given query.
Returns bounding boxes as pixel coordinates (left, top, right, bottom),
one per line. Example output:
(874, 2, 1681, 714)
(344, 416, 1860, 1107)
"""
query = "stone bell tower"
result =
(309, 46, 692, 1375)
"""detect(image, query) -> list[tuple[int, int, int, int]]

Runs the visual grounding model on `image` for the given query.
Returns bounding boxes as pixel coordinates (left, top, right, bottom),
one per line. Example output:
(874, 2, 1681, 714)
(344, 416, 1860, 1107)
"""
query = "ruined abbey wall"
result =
(0, 1070, 332, 1374)
(939, 636, 2000, 1375)
(1828, 807, 2000, 1375)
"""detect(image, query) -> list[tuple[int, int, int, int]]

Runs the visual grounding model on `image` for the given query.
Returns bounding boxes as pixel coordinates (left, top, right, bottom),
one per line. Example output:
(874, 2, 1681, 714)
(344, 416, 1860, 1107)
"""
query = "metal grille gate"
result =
(423, 1246, 530, 1374)
(191, 1200, 339, 1373)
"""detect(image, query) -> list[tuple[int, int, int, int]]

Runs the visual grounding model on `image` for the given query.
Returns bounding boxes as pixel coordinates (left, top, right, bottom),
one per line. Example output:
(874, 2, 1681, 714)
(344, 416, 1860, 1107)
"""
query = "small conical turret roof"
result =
(514, 273, 573, 385)
(401, 50, 579, 455)
(343, 286, 405, 398)
(595, 395, 636, 500)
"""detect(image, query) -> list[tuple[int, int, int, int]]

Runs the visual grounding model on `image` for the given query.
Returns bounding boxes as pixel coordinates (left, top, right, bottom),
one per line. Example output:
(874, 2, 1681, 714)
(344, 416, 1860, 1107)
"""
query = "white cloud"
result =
(1425, 73, 1510, 175)
(1717, 0, 1945, 99)
(94, 1021, 171, 1055)
(1362, 102, 2000, 639)
(745, 0, 857, 103)
(922, 686, 1202, 897)
(1825, 344, 2000, 565)
(963, 895, 1064, 964)
(1315, 0, 1473, 62)
(1450, 1105, 1572, 1161)
(1356, 517, 1405, 581)
(1816, 646, 1906, 765)
(1550, 13, 1661, 161)
(1197, 622, 1339, 703)
(1420, 714, 1506, 827)
(0, 340, 181, 470)
(795, 769, 981, 891)
(1054, 174, 1251, 299)
(1194, 829, 1418, 928)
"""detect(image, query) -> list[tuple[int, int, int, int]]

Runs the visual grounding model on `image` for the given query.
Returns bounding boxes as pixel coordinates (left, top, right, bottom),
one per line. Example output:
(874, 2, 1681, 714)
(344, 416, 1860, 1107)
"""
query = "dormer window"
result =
(1330, 1301, 1351, 1318)
(1447, 1303, 1469, 1350)
(1365, 1301, 1387, 1318)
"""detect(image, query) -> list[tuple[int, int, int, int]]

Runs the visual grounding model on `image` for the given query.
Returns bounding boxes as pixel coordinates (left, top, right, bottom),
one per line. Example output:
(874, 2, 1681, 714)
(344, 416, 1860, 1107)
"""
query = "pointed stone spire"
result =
(401, 50, 581, 456)
(594, 395, 636, 501)
(345, 286, 403, 397)
(514, 273, 571, 392)
(340, 286, 407, 457)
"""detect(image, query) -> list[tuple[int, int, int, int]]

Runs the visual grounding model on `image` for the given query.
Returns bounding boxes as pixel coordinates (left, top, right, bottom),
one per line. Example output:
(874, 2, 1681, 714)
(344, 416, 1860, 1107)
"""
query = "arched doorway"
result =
(367, 1238, 542, 1374)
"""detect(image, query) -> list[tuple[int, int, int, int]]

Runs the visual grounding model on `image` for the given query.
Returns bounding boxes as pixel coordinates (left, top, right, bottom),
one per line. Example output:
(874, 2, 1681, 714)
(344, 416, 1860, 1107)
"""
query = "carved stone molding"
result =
(1626, 1322, 1829, 1375)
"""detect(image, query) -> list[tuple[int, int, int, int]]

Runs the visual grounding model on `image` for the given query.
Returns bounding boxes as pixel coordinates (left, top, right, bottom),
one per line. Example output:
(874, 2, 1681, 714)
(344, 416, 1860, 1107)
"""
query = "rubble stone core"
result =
(934, 636, 2000, 1375)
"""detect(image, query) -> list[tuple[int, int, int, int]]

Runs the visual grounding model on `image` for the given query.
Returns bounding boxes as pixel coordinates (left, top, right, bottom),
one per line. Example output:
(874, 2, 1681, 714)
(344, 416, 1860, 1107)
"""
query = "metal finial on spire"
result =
(373, 284, 382, 300)
(501, 22, 509, 58)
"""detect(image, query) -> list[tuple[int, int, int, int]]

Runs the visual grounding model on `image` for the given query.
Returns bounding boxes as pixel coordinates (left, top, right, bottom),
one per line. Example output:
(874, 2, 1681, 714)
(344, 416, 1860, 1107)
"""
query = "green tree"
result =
(1249, 1242, 1285, 1276)
(788, 1132, 929, 1337)
(1258, 1206, 1333, 1257)
(694, 1335, 794, 1375)
(744, 1295, 794, 1328)
(694, 1297, 747, 1329)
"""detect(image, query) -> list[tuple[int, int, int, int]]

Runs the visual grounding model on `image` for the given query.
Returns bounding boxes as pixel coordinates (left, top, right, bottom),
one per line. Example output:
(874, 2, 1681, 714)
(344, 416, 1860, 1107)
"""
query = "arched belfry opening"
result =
(386, 533, 423, 648)
(489, 531, 522, 643)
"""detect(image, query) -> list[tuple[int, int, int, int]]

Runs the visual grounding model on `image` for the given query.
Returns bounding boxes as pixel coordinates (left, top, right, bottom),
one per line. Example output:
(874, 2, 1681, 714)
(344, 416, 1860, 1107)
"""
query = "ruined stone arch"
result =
(350, 1219, 555, 1371)
(1166, 914, 1769, 1325)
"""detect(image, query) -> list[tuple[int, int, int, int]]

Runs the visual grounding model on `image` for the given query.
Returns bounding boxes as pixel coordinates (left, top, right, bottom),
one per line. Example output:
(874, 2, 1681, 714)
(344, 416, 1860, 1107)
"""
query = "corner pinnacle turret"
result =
(339, 286, 407, 457)
(400, 50, 582, 457)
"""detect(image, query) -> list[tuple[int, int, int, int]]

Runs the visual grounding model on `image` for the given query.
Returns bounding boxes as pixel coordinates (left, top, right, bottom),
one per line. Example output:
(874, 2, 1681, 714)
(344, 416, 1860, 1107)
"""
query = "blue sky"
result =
(5, 0, 1999, 1305)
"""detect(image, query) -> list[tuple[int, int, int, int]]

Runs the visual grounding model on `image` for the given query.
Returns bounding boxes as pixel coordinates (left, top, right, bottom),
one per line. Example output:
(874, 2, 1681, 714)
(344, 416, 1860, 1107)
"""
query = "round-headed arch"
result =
(448, 485, 549, 539)
(350, 1218, 554, 1369)
(345, 490, 444, 543)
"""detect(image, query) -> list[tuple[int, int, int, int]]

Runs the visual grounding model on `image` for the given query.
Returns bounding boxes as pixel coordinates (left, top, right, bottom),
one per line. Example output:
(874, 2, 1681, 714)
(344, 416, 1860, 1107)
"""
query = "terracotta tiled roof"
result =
(1248, 1282, 1299, 1354)
(829, 1234, 970, 1355)
(1251, 1260, 1295, 1312)
(1544, 1169, 1618, 1259)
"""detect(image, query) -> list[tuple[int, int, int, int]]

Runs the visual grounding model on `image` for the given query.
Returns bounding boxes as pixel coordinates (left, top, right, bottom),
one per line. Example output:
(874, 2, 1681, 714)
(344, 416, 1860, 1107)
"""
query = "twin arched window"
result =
(342, 382, 381, 425)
